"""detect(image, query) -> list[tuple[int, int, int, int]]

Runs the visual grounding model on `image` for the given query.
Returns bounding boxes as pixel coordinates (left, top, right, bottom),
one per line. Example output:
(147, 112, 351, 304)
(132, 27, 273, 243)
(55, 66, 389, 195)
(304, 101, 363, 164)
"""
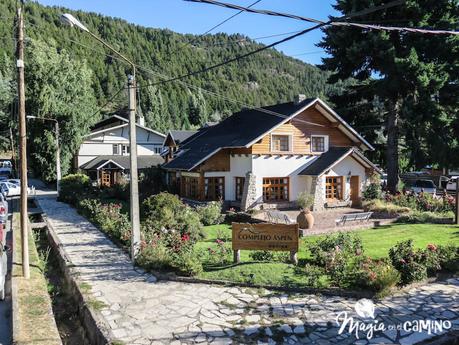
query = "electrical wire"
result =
(169, 0, 262, 56)
(137, 0, 406, 90)
(187, 0, 459, 36)
(44, 30, 328, 127)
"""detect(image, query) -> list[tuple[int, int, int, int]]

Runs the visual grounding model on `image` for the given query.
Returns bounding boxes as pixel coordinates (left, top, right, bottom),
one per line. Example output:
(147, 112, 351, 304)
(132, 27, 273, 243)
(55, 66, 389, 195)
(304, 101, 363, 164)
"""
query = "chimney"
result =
(294, 94, 306, 105)
(137, 115, 145, 126)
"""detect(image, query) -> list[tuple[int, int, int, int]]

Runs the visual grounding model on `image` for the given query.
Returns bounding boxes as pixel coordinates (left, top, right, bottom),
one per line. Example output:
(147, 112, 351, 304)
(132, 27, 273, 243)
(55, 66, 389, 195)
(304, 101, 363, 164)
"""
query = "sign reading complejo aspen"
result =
(232, 223, 299, 252)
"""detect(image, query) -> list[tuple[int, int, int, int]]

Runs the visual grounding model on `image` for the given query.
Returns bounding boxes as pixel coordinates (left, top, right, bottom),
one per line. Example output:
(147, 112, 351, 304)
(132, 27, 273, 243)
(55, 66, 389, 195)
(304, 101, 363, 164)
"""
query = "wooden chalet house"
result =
(75, 114, 165, 186)
(163, 95, 380, 211)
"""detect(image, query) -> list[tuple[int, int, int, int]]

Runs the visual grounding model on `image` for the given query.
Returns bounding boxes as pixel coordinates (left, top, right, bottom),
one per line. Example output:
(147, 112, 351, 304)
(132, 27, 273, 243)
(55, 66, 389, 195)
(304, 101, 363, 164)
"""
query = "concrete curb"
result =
(42, 213, 112, 345)
(11, 212, 20, 345)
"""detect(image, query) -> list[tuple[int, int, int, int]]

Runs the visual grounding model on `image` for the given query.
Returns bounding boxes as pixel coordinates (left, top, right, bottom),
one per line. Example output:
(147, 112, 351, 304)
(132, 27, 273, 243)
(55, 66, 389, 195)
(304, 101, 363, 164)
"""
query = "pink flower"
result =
(427, 244, 437, 252)
(399, 258, 406, 264)
(181, 234, 190, 242)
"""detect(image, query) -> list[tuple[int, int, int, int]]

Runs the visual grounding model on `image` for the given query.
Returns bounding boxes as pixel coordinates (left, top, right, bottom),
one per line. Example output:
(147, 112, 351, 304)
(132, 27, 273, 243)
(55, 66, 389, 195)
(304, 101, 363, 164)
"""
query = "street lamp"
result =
(60, 13, 141, 261)
(26, 115, 61, 195)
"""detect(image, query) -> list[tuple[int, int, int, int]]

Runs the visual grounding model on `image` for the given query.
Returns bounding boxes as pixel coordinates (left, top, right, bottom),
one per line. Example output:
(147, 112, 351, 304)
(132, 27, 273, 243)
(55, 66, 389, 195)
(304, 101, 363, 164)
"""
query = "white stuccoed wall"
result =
(77, 125, 164, 168)
(251, 155, 316, 202)
(320, 155, 367, 200)
(204, 154, 252, 201)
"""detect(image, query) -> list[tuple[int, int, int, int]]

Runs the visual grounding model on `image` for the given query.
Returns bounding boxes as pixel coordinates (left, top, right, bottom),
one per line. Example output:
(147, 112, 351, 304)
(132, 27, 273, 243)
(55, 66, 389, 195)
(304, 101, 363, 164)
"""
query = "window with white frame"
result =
(122, 144, 130, 155)
(271, 134, 291, 152)
(112, 144, 119, 155)
(311, 135, 328, 153)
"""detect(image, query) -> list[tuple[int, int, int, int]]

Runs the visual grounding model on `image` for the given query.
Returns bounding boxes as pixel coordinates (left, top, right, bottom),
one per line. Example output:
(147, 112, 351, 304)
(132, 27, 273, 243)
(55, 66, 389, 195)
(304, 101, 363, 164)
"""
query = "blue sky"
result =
(36, 0, 338, 65)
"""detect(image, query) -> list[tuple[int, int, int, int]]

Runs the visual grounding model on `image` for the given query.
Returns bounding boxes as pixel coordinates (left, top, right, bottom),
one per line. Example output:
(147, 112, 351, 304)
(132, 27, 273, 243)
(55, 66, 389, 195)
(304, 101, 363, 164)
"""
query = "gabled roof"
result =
(299, 146, 381, 176)
(163, 98, 374, 171)
(81, 155, 164, 170)
(86, 115, 166, 139)
(164, 130, 198, 146)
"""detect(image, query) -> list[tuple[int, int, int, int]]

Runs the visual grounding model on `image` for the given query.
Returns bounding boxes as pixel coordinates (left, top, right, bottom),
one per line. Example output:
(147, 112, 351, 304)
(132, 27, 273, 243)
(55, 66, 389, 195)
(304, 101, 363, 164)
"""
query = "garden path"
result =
(36, 197, 458, 345)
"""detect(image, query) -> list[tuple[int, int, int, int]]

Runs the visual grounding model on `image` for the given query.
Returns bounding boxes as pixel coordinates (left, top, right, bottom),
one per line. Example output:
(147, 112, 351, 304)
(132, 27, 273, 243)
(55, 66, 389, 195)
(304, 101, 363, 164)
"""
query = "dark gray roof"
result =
(299, 147, 381, 176)
(81, 155, 164, 170)
(163, 99, 315, 171)
(169, 130, 198, 144)
(299, 147, 352, 176)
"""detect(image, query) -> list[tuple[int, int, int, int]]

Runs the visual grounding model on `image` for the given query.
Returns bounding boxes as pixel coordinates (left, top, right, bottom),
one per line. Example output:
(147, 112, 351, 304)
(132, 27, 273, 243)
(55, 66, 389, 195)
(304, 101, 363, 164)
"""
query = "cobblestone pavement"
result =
(37, 197, 459, 345)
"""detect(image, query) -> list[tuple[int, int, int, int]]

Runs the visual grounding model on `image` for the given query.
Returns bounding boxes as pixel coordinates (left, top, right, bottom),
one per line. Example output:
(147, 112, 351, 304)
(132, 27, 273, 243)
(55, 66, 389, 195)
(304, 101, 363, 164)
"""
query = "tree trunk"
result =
(386, 99, 401, 194)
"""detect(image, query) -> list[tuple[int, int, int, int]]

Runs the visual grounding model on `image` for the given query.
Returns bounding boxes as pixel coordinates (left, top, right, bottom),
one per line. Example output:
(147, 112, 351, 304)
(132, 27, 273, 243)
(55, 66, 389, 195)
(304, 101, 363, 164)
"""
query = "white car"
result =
(0, 182, 30, 197)
(446, 176, 459, 191)
(411, 180, 437, 194)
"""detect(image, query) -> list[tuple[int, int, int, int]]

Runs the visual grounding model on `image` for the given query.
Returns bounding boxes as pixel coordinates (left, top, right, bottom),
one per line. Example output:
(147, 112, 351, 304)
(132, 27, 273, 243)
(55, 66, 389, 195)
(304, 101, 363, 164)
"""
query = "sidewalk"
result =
(37, 197, 459, 345)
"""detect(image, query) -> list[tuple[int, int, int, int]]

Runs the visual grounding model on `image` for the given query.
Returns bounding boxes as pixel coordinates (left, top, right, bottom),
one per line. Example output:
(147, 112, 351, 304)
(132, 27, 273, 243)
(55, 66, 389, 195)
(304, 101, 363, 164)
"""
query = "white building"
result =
(76, 115, 165, 186)
(163, 96, 380, 211)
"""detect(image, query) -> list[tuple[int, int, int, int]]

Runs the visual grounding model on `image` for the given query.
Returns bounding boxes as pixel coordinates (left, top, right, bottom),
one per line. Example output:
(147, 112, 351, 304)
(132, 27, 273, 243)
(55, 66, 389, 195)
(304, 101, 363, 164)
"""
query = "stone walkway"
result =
(37, 197, 459, 345)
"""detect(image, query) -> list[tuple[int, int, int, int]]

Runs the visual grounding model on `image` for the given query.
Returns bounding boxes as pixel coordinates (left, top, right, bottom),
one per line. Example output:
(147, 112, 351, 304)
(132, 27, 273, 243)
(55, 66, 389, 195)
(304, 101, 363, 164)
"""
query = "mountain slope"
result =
(0, 0, 348, 131)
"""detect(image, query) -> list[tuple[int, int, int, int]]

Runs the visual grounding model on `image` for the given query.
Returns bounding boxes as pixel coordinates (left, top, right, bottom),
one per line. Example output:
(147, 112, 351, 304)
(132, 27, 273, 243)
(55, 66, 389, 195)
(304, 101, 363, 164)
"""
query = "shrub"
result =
(386, 192, 454, 214)
(436, 245, 459, 273)
(142, 192, 204, 243)
(78, 198, 131, 246)
(307, 232, 363, 267)
(300, 264, 328, 288)
(206, 239, 232, 265)
(171, 249, 203, 276)
(297, 192, 314, 210)
(396, 211, 454, 224)
(59, 174, 91, 205)
(363, 199, 410, 215)
(363, 174, 382, 200)
(249, 250, 275, 262)
(389, 240, 427, 285)
(136, 236, 172, 271)
(196, 201, 224, 226)
(364, 261, 400, 296)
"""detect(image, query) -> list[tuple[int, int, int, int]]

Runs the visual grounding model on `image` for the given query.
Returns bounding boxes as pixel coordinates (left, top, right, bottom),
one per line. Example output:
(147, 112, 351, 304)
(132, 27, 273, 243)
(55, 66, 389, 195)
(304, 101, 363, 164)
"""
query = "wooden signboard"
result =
(232, 223, 299, 264)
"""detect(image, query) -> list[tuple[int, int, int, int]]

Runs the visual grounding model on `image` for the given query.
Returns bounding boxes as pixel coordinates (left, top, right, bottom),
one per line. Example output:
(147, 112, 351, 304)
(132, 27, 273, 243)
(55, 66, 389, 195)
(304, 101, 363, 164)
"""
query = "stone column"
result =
(241, 172, 257, 211)
(310, 176, 325, 211)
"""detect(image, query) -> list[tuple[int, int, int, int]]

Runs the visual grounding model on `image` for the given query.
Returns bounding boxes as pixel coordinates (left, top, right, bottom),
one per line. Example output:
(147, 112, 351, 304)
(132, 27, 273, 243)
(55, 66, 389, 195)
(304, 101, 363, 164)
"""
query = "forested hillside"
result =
(0, 0, 348, 133)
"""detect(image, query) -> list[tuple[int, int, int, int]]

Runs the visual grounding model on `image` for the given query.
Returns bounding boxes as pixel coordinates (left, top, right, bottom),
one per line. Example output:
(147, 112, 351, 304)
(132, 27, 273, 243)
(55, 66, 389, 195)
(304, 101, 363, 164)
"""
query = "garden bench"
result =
(335, 212, 373, 226)
(265, 210, 295, 224)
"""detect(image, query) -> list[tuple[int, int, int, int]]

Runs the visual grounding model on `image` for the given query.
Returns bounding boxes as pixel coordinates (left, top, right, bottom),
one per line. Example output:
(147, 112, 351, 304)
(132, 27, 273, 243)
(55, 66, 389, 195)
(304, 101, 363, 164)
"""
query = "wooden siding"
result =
(196, 149, 230, 172)
(251, 107, 354, 154)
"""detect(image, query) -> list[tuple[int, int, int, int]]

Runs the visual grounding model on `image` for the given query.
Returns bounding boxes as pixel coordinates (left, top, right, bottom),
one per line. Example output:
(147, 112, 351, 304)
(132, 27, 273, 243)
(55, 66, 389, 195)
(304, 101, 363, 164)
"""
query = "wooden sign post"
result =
(232, 223, 299, 265)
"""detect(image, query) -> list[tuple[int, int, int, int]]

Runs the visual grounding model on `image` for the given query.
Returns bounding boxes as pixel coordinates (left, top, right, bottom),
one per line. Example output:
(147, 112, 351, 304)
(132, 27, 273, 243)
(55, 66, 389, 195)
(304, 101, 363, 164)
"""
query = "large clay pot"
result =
(296, 209, 314, 229)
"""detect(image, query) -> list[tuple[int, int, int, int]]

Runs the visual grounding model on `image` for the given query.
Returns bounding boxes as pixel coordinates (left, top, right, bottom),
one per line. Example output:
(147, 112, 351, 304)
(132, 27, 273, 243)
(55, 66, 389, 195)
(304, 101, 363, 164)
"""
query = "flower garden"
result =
(59, 174, 459, 297)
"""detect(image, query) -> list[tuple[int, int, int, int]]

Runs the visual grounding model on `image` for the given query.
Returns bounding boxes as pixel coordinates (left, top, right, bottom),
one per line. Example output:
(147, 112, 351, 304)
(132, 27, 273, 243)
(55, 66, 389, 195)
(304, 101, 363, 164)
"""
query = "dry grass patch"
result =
(12, 214, 61, 345)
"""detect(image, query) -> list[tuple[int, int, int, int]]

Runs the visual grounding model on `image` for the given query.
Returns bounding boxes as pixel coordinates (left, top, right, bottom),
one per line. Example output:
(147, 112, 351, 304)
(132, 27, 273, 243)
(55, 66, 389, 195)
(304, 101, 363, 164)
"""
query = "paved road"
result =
(0, 199, 14, 345)
(36, 195, 459, 345)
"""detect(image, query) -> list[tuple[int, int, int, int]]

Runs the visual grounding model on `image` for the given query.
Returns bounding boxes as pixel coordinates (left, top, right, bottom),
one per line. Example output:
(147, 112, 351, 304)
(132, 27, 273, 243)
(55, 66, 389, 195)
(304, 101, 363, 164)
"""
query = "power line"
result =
(49, 31, 328, 127)
(169, 0, 262, 56)
(138, 0, 406, 90)
(187, 0, 459, 36)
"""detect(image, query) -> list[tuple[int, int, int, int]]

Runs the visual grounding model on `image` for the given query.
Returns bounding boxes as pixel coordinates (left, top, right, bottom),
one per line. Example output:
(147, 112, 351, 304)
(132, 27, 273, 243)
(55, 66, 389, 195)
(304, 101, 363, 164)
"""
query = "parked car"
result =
(0, 242, 7, 300)
(0, 181, 30, 197)
(6, 179, 19, 186)
(446, 176, 459, 191)
(0, 193, 7, 225)
(411, 179, 437, 194)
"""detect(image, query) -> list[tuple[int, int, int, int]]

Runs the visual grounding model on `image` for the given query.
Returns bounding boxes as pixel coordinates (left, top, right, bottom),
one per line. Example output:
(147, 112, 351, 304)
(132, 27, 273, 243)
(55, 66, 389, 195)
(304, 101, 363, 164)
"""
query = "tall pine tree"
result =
(320, 0, 459, 192)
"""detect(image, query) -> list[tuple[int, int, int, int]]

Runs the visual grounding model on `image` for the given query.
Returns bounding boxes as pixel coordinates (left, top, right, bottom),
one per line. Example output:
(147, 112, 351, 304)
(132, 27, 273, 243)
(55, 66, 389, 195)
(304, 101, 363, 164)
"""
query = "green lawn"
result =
(196, 223, 459, 287)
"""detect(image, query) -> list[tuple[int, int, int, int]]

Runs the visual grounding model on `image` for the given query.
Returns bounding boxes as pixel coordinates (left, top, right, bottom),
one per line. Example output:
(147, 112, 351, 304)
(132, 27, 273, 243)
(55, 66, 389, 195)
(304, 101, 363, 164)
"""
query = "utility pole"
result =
(17, 4, 30, 279)
(128, 72, 141, 259)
